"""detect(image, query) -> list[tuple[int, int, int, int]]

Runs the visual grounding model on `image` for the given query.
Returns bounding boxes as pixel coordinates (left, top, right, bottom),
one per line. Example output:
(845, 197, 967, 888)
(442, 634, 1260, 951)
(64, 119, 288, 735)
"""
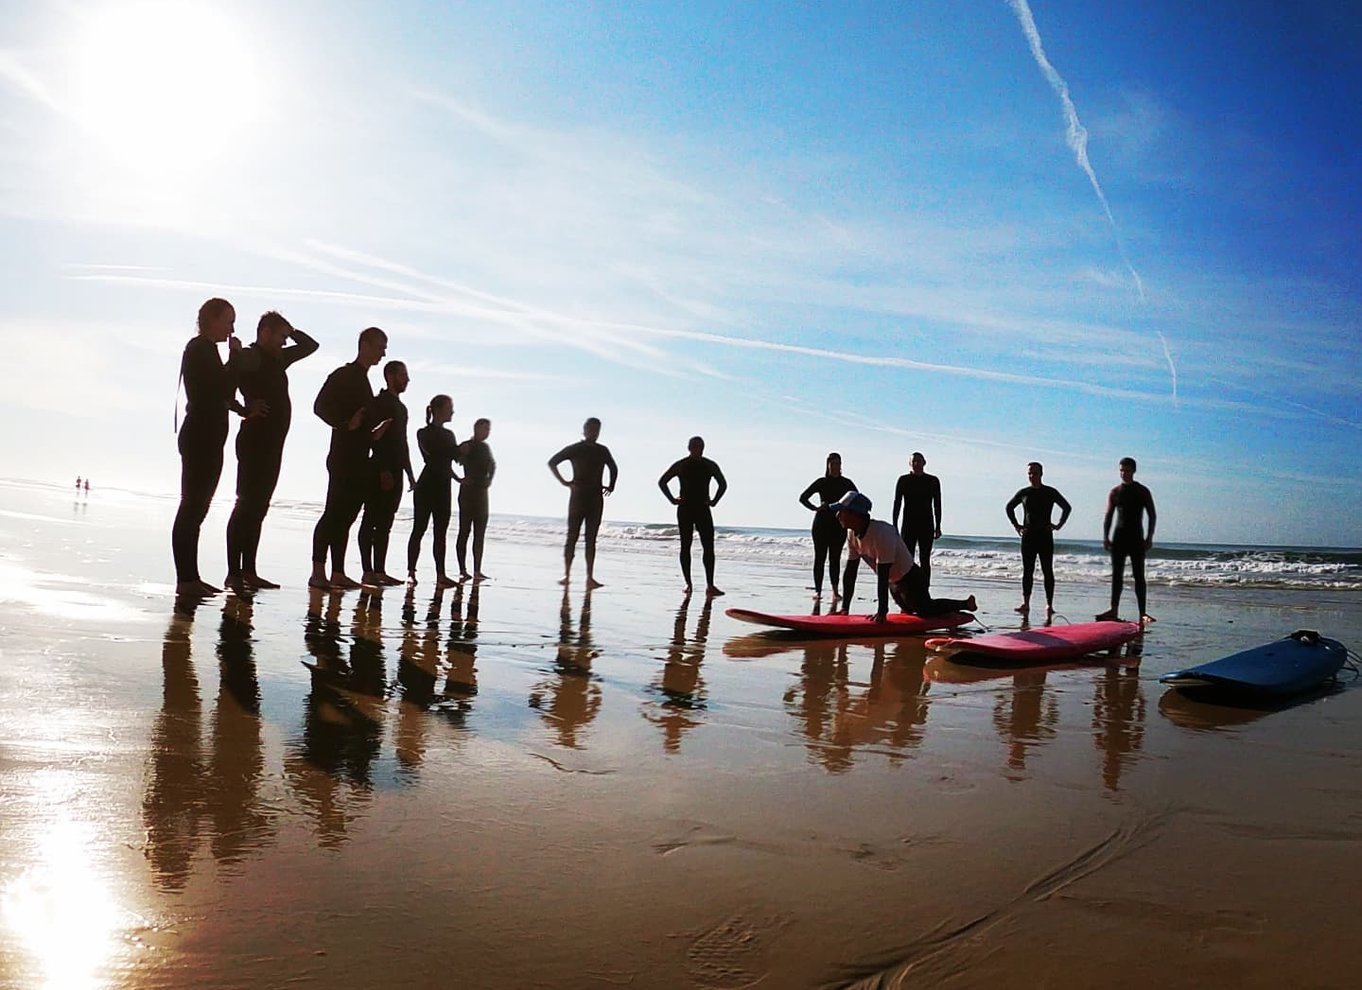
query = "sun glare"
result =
(66, 1, 260, 172)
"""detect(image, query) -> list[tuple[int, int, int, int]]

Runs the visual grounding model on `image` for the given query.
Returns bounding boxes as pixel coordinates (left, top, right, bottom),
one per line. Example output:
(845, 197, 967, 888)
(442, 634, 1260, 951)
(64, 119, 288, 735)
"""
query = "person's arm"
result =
(932, 477, 942, 539)
(798, 479, 821, 513)
(710, 463, 727, 507)
(658, 463, 680, 505)
(280, 328, 320, 367)
(1054, 489, 1072, 530)
(891, 477, 904, 530)
(1005, 490, 1024, 534)
(604, 450, 618, 495)
(547, 446, 572, 487)
(874, 562, 891, 623)
(314, 368, 354, 428)
(841, 556, 860, 611)
(402, 427, 416, 490)
(1144, 490, 1157, 549)
(1102, 488, 1117, 550)
(486, 449, 496, 487)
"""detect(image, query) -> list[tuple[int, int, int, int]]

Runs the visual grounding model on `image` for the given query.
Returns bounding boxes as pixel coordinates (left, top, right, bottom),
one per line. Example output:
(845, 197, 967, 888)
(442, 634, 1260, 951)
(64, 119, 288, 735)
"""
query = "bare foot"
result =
(1140, 613, 1156, 625)
(1095, 608, 1118, 622)
(558, 576, 570, 586)
(458, 572, 472, 583)
(964, 595, 977, 612)
(706, 586, 725, 598)
(1014, 602, 1030, 614)
(244, 574, 280, 590)
(331, 573, 362, 590)
(407, 573, 418, 585)
(308, 575, 337, 591)
(812, 590, 822, 600)
(377, 573, 403, 586)
(175, 580, 220, 598)
(435, 575, 459, 590)
(587, 578, 604, 589)
(473, 572, 489, 584)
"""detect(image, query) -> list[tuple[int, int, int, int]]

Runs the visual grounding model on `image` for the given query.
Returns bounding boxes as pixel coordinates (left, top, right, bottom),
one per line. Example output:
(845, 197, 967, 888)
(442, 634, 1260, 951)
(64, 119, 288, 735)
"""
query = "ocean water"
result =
(269, 499, 1362, 592)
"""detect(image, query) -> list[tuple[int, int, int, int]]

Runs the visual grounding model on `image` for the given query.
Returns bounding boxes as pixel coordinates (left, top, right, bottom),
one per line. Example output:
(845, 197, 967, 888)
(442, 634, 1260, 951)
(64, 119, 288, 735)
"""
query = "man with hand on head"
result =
(833, 491, 976, 623)
(310, 326, 390, 591)
(225, 311, 318, 592)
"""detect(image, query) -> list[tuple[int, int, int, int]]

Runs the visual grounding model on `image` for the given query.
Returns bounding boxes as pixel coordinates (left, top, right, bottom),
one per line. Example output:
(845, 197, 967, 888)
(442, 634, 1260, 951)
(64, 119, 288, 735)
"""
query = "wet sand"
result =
(2, 478, 1360, 989)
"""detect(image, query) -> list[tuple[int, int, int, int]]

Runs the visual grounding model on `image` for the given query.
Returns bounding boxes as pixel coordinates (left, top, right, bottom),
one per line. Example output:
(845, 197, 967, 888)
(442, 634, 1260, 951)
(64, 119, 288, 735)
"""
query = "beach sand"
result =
(2, 478, 1360, 989)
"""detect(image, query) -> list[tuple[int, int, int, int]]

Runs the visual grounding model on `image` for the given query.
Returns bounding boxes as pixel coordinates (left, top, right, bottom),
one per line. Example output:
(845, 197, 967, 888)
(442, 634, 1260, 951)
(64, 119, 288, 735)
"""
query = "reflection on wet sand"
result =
(783, 639, 933, 773)
(992, 668, 1060, 779)
(642, 593, 713, 753)
(529, 586, 600, 748)
(395, 585, 443, 775)
(143, 596, 275, 891)
(284, 589, 385, 846)
(443, 582, 480, 712)
(1091, 641, 1146, 791)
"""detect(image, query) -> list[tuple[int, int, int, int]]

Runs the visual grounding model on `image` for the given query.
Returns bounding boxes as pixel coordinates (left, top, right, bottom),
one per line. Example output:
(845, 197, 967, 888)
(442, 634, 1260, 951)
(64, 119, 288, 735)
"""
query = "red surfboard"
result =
(925, 620, 1142, 661)
(725, 608, 974, 637)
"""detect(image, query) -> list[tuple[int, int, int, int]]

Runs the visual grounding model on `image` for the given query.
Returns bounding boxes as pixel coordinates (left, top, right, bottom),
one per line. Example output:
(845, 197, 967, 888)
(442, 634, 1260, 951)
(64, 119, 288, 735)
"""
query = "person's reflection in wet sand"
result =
(395, 585, 443, 776)
(992, 667, 1060, 780)
(1091, 639, 1146, 791)
(846, 640, 932, 765)
(207, 596, 273, 866)
(144, 600, 206, 892)
(284, 588, 378, 847)
(782, 639, 853, 773)
(442, 582, 480, 717)
(643, 592, 713, 754)
(529, 586, 601, 749)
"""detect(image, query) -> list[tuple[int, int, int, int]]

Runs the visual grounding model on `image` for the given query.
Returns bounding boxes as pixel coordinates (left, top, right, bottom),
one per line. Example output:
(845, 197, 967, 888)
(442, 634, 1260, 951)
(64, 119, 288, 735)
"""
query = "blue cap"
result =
(828, 491, 872, 516)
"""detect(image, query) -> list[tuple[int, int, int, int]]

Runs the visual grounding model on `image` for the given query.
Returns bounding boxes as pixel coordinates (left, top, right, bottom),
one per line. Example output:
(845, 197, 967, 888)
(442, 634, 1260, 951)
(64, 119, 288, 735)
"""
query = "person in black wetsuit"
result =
(1097, 457, 1157, 625)
(548, 417, 618, 588)
(798, 452, 857, 600)
(224, 311, 318, 592)
(456, 417, 496, 583)
(407, 394, 460, 589)
(892, 452, 942, 588)
(357, 360, 416, 587)
(172, 298, 255, 598)
(310, 327, 389, 591)
(1004, 462, 1072, 618)
(658, 436, 728, 596)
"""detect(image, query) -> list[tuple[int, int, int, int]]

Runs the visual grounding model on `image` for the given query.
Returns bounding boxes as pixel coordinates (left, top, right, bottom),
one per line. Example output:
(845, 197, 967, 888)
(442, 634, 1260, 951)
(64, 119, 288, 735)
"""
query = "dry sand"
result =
(1, 479, 1360, 989)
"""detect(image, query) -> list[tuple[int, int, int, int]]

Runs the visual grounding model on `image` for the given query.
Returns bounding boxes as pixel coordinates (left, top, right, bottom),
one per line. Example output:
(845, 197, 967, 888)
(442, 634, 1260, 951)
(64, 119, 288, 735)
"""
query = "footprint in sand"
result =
(681, 912, 785, 989)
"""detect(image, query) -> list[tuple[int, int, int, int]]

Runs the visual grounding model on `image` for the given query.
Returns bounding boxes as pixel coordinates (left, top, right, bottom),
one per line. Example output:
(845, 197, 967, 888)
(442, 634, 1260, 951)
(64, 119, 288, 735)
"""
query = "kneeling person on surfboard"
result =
(831, 492, 976, 623)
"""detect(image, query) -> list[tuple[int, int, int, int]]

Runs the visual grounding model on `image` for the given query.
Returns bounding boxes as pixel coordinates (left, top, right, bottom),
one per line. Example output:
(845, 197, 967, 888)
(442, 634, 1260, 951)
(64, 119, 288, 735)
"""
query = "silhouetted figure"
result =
(172, 298, 253, 598)
(548, 417, 618, 588)
(225, 311, 318, 592)
(358, 360, 415, 587)
(310, 327, 389, 591)
(798, 452, 857, 600)
(456, 418, 496, 582)
(83, 479, 90, 494)
(1097, 457, 1158, 624)
(891, 452, 942, 588)
(832, 492, 977, 620)
(1004, 461, 1072, 618)
(658, 436, 727, 596)
(75, 475, 81, 490)
(643, 593, 712, 754)
(407, 394, 460, 589)
(529, 587, 602, 748)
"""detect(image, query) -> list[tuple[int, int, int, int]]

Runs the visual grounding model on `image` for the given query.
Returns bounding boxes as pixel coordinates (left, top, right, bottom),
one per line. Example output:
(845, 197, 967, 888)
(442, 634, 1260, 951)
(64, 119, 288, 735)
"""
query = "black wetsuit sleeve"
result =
(604, 449, 618, 490)
(547, 444, 572, 469)
(1143, 487, 1157, 539)
(314, 367, 358, 429)
(931, 476, 942, 530)
(1005, 489, 1025, 528)
(798, 479, 822, 511)
(892, 476, 907, 528)
(875, 562, 891, 618)
(658, 460, 681, 501)
(1054, 488, 1072, 527)
(842, 556, 860, 605)
(280, 329, 320, 368)
(710, 462, 727, 505)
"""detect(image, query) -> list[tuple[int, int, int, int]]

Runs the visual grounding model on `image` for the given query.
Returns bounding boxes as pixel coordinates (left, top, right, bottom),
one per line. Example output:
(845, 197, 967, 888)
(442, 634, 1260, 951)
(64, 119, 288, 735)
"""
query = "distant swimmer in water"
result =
(831, 491, 977, 621)
(225, 311, 318, 592)
(1096, 457, 1157, 625)
(358, 360, 416, 587)
(892, 451, 942, 588)
(658, 436, 728, 596)
(75, 476, 81, 491)
(798, 452, 857, 600)
(548, 417, 618, 588)
(1004, 461, 1072, 618)
(407, 394, 461, 590)
(171, 298, 257, 598)
(456, 417, 496, 583)
(84, 479, 90, 493)
(310, 327, 390, 591)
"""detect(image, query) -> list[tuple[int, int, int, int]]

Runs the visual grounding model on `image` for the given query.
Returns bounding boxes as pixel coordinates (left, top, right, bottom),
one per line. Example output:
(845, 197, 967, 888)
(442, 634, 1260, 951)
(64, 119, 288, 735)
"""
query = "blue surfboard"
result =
(1160, 631, 1349, 697)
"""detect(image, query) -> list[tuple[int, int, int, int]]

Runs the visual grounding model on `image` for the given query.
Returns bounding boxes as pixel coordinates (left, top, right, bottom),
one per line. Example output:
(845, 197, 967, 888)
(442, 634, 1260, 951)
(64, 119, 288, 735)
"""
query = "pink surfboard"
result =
(925, 620, 1142, 661)
(725, 608, 974, 637)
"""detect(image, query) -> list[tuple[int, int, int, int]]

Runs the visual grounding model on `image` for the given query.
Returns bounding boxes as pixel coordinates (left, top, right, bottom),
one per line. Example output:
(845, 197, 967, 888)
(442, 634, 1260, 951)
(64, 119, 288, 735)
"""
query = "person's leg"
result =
(828, 527, 847, 598)
(698, 512, 718, 592)
(918, 529, 935, 587)
(562, 496, 585, 583)
(371, 483, 402, 578)
(240, 442, 283, 585)
(224, 432, 249, 581)
(407, 486, 432, 580)
(1097, 547, 1128, 619)
(677, 508, 695, 589)
(357, 469, 381, 578)
(1019, 541, 1036, 611)
(583, 500, 604, 586)
(172, 432, 225, 592)
(328, 463, 367, 586)
(1039, 539, 1056, 609)
(455, 489, 473, 578)
(898, 566, 975, 616)
(812, 530, 828, 596)
(432, 492, 453, 586)
(470, 497, 489, 576)
(1131, 545, 1148, 619)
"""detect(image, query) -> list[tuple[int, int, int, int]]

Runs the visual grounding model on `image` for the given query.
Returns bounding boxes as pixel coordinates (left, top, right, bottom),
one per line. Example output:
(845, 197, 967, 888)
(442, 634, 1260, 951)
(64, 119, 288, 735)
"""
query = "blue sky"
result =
(1, 0, 1358, 545)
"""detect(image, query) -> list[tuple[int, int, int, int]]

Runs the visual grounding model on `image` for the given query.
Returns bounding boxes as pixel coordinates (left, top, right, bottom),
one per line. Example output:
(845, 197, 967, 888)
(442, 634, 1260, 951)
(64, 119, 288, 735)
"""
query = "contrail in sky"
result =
(1006, 0, 1145, 303)
(1156, 330, 1178, 404)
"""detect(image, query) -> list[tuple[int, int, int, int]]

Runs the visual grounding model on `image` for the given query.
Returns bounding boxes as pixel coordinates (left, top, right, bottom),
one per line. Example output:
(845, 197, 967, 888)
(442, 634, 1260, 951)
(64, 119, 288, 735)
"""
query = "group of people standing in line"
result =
(172, 298, 1158, 624)
(795, 451, 1157, 624)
